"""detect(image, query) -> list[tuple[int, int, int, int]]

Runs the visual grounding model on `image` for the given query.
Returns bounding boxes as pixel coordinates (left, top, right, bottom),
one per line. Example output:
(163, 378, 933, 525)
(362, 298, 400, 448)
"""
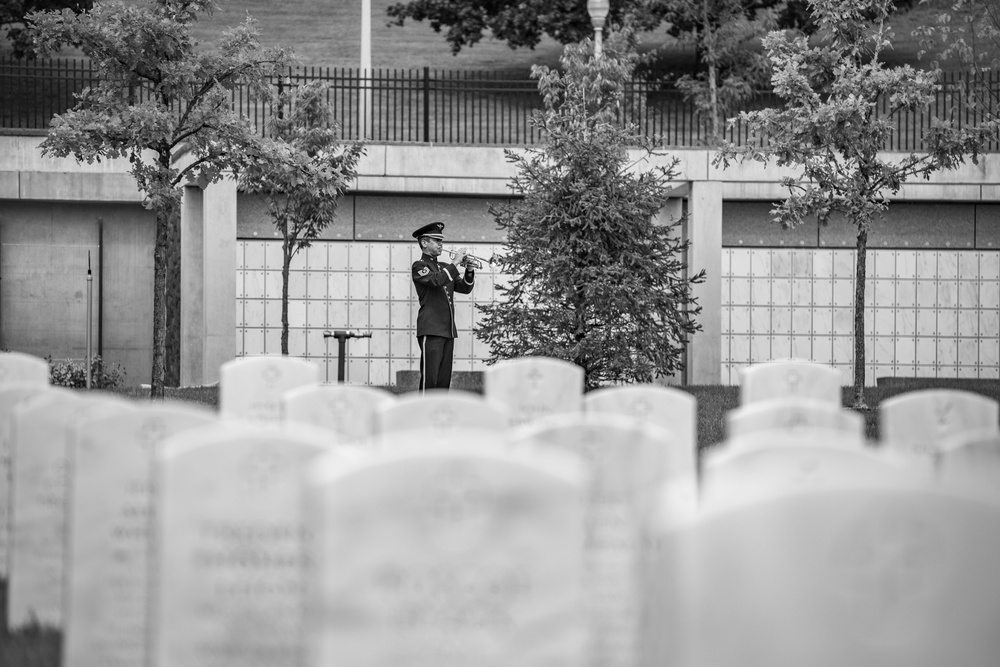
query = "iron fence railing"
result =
(1, 57, 998, 151)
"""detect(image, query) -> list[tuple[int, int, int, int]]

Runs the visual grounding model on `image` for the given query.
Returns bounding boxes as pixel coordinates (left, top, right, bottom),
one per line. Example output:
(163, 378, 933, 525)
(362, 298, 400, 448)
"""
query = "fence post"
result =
(423, 67, 430, 143)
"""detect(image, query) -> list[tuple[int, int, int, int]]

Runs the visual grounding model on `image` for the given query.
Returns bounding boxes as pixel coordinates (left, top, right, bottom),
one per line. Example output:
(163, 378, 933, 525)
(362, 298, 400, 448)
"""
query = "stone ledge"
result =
(395, 370, 484, 394)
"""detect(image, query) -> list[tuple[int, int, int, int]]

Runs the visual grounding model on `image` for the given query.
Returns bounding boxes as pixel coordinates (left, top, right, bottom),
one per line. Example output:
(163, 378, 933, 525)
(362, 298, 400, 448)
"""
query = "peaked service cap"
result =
(412, 222, 445, 240)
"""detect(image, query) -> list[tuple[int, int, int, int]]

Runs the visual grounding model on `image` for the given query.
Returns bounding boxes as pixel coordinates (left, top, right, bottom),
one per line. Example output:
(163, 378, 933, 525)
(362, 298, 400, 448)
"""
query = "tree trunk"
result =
(150, 202, 169, 399)
(702, 0, 720, 144)
(852, 227, 869, 409)
(281, 226, 292, 356)
(165, 203, 181, 386)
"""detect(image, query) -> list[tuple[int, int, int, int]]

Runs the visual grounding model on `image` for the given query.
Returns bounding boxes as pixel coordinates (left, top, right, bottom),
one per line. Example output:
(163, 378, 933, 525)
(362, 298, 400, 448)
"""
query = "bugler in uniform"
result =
(411, 222, 475, 390)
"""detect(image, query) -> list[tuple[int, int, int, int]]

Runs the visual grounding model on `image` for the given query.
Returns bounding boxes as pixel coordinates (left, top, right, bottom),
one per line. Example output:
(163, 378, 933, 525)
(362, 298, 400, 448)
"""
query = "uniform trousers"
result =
(418, 335, 454, 391)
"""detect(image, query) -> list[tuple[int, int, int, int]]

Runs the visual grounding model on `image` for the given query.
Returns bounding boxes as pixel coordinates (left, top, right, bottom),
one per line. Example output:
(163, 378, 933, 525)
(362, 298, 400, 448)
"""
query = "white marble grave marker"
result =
(63, 403, 216, 667)
(739, 359, 842, 406)
(283, 384, 395, 442)
(515, 414, 676, 667)
(881, 389, 1000, 457)
(584, 385, 697, 477)
(306, 435, 587, 667)
(7, 392, 133, 629)
(725, 397, 865, 441)
(0, 383, 54, 578)
(376, 389, 508, 437)
(220, 356, 320, 427)
(484, 357, 583, 428)
(0, 351, 50, 387)
(153, 423, 341, 667)
(665, 473, 1000, 667)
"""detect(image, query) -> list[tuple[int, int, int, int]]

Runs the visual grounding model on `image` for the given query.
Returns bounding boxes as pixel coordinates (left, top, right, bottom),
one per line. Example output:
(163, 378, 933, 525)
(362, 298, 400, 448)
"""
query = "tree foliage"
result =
(0, 0, 91, 57)
(30, 0, 293, 397)
(915, 0, 1000, 116)
(239, 81, 365, 355)
(716, 0, 996, 407)
(383, 0, 914, 55)
(385, 0, 663, 54)
(476, 31, 704, 390)
(665, 0, 777, 144)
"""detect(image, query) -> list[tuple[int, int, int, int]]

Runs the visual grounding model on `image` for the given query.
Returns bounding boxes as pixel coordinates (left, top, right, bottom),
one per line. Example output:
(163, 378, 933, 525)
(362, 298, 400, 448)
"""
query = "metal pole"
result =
(86, 251, 93, 390)
(360, 0, 373, 139)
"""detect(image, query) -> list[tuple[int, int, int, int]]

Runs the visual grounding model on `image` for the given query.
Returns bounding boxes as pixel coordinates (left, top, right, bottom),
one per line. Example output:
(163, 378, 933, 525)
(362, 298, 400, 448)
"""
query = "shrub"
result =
(46, 355, 125, 390)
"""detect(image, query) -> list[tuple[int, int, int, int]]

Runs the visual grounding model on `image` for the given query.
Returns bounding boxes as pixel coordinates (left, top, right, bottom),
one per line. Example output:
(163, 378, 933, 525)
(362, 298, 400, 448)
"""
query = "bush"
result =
(46, 355, 125, 390)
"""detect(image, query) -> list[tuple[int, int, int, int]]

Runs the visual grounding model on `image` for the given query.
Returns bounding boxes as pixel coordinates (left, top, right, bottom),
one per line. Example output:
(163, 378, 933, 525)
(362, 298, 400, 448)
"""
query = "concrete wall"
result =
(2, 135, 999, 387)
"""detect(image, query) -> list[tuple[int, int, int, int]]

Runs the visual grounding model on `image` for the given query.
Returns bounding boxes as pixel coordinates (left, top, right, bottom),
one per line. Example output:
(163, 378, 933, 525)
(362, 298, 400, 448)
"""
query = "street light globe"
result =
(587, 0, 610, 29)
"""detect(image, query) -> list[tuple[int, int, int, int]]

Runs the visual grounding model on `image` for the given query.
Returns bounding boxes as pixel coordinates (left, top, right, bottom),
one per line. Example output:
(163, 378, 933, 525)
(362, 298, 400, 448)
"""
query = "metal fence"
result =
(1, 56, 998, 150)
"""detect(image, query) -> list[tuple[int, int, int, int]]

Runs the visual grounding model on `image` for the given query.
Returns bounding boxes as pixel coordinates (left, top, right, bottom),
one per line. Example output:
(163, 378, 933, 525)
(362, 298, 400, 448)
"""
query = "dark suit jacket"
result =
(411, 253, 475, 337)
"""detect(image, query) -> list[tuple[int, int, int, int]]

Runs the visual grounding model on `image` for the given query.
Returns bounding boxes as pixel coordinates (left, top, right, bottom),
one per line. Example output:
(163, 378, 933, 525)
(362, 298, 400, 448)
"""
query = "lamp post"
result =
(359, 0, 373, 139)
(587, 0, 609, 59)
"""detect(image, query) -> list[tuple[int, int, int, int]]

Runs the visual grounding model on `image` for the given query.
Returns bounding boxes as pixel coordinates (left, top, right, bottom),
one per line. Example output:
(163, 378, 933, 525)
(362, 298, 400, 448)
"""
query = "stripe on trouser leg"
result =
(419, 335, 426, 394)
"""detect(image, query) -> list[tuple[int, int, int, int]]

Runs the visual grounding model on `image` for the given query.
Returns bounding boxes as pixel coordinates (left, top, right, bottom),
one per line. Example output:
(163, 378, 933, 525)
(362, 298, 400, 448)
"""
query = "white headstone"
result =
(219, 356, 320, 427)
(7, 392, 133, 629)
(0, 383, 54, 578)
(376, 390, 508, 437)
(514, 413, 678, 667)
(937, 429, 1000, 501)
(584, 385, 697, 477)
(484, 357, 584, 427)
(283, 384, 395, 442)
(63, 403, 216, 667)
(662, 477, 1000, 667)
(0, 351, 50, 387)
(726, 398, 865, 440)
(881, 389, 1000, 457)
(739, 359, 842, 406)
(152, 423, 341, 667)
(306, 436, 587, 667)
(701, 441, 906, 511)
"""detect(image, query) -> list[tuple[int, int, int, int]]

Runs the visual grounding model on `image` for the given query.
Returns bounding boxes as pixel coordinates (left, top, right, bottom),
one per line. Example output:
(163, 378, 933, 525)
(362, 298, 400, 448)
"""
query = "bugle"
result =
(443, 248, 497, 269)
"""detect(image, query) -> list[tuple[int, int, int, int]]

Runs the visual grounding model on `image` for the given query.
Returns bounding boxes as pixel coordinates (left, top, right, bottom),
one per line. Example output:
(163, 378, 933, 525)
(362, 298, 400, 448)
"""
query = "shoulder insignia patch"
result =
(417, 267, 430, 277)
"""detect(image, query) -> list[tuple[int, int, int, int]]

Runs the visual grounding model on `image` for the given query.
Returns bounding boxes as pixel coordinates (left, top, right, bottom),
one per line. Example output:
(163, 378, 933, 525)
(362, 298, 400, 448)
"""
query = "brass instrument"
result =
(443, 248, 498, 269)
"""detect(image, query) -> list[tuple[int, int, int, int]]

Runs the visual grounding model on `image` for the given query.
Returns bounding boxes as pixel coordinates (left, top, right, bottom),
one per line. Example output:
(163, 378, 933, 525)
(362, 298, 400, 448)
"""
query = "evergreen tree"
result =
(476, 31, 705, 389)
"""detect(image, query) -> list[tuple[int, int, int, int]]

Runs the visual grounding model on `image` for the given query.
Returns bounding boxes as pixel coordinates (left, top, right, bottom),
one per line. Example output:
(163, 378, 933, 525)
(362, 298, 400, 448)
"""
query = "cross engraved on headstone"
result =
(418, 464, 492, 533)
(326, 395, 353, 431)
(526, 368, 544, 395)
(784, 410, 808, 431)
(628, 397, 653, 420)
(137, 417, 168, 454)
(261, 364, 282, 390)
(239, 449, 285, 493)
(935, 400, 954, 429)
(786, 369, 802, 393)
(431, 406, 456, 432)
(792, 457, 824, 485)
(829, 507, 943, 607)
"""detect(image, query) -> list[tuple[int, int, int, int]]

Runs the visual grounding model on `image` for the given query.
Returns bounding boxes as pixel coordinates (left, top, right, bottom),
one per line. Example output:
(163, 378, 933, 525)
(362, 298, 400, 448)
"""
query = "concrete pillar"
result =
(180, 175, 237, 386)
(687, 181, 722, 384)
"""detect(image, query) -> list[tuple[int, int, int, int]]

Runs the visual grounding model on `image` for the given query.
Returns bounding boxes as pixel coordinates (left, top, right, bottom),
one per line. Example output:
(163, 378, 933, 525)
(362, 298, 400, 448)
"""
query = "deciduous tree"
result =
(716, 0, 995, 408)
(915, 0, 999, 117)
(476, 31, 704, 389)
(239, 81, 365, 355)
(30, 0, 292, 397)
(0, 0, 91, 57)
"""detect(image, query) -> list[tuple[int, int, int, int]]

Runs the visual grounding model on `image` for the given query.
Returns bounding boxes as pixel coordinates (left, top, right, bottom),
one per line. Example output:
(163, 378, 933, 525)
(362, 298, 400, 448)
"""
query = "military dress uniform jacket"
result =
(411, 253, 474, 338)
